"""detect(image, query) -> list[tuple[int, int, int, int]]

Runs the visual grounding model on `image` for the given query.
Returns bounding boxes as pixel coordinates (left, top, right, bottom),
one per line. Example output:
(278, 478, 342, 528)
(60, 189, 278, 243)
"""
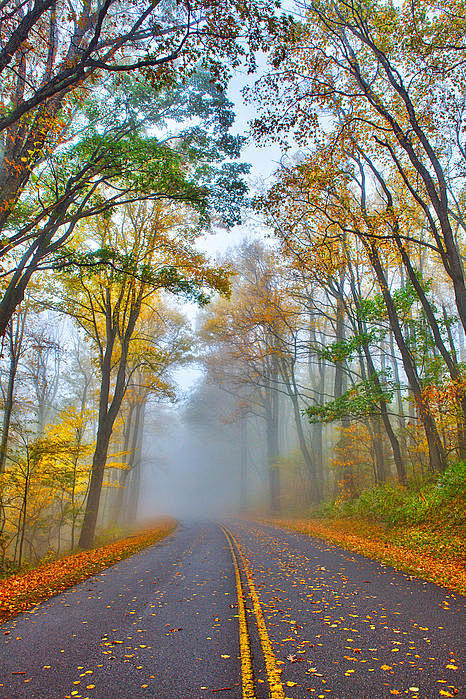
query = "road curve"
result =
(0, 520, 464, 698)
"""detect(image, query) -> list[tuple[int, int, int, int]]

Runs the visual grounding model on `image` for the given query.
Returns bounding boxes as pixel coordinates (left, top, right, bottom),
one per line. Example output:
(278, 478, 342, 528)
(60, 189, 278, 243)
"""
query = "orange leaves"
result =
(0, 519, 175, 624)
(260, 517, 466, 595)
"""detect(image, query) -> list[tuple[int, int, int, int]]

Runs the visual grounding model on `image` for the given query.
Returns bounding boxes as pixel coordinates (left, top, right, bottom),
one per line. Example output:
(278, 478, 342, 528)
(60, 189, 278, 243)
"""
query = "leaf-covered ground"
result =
(260, 517, 466, 595)
(0, 519, 176, 624)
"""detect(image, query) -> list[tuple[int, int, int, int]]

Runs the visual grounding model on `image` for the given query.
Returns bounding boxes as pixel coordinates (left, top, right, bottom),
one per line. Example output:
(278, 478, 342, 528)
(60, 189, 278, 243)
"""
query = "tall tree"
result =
(252, 0, 466, 330)
(61, 203, 228, 547)
(0, 69, 248, 335)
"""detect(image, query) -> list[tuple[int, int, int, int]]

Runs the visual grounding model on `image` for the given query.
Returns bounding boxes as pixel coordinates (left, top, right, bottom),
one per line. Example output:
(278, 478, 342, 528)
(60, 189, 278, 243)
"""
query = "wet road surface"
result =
(0, 521, 464, 698)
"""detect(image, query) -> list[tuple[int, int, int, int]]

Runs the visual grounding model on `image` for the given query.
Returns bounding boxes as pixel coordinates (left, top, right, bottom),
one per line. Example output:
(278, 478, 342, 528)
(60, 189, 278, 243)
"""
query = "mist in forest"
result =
(2, 0, 466, 578)
(138, 381, 267, 521)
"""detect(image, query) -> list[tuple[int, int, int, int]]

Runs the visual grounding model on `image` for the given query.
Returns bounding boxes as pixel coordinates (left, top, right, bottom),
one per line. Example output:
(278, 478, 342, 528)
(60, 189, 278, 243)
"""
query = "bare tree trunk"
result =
(115, 405, 134, 524)
(333, 287, 356, 497)
(0, 344, 18, 474)
(78, 417, 114, 549)
(363, 346, 407, 485)
(0, 316, 26, 473)
(127, 403, 145, 524)
(240, 416, 247, 511)
(368, 244, 446, 473)
(286, 378, 321, 502)
(17, 464, 30, 566)
(265, 378, 280, 513)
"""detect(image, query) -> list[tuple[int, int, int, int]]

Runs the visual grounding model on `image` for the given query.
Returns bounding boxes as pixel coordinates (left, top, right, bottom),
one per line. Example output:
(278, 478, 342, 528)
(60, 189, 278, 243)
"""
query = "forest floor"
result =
(259, 515, 466, 595)
(0, 518, 176, 624)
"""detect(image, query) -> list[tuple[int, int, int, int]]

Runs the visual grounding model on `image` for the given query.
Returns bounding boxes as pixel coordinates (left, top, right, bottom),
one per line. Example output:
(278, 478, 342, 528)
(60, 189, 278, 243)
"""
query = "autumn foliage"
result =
(261, 517, 466, 596)
(0, 519, 176, 624)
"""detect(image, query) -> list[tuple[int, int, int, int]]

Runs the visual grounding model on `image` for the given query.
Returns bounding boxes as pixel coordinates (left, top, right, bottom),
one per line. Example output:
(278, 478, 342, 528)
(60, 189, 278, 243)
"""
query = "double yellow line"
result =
(222, 527, 286, 699)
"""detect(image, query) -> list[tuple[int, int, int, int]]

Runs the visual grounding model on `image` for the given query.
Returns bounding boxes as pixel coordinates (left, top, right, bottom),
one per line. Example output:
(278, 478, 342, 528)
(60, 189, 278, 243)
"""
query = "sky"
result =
(196, 62, 283, 256)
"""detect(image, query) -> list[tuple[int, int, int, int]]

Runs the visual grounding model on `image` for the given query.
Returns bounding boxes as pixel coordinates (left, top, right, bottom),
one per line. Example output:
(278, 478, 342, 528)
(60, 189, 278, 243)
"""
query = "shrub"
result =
(320, 461, 465, 527)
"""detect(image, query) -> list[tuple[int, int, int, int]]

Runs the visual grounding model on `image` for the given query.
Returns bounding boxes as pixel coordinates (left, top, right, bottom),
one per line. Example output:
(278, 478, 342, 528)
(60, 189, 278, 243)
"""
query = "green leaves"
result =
(319, 332, 374, 363)
(305, 373, 395, 424)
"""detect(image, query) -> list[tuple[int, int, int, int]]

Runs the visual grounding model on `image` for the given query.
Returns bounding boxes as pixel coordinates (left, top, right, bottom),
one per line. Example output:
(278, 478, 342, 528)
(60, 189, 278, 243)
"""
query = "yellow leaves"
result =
(445, 665, 458, 670)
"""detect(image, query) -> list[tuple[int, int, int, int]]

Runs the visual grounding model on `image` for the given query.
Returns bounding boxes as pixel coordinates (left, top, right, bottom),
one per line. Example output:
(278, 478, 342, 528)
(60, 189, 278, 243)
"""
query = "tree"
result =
(252, 0, 466, 331)
(0, 69, 248, 336)
(0, 297, 29, 473)
(0, 0, 275, 134)
(258, 147, 449, 474)
(60, 202, 229, 548)
(201, 241, 326, 508)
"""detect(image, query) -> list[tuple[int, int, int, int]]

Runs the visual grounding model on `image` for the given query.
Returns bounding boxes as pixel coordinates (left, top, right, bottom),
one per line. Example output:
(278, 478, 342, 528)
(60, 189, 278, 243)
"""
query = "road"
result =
(0, 521, 464, 698)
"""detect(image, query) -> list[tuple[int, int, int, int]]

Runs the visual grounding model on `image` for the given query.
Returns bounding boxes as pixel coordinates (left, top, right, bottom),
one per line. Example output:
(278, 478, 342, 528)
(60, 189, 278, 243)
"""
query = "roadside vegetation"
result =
(0, 519, 176, 624)
(262, 462, 465, 594)
(1, 0, 466, 590)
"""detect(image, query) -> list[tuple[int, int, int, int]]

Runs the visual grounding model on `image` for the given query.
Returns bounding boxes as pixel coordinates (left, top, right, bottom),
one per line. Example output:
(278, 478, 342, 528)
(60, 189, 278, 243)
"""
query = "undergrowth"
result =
(318, 460, 465, 528)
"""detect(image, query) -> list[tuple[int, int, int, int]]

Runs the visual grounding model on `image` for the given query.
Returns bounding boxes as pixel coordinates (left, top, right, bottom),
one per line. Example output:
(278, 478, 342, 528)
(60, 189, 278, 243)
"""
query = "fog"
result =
(138, 380, 267, 520)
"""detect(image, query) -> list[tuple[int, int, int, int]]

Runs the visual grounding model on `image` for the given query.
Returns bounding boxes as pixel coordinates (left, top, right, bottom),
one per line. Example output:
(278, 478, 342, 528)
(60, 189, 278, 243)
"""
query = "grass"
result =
(0, 517, 176, 624)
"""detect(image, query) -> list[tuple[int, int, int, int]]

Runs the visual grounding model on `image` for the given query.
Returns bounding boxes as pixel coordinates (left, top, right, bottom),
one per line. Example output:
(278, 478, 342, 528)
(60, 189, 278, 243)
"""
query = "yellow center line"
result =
(222, 527, 255, 699)
(223, 527, 287, 699)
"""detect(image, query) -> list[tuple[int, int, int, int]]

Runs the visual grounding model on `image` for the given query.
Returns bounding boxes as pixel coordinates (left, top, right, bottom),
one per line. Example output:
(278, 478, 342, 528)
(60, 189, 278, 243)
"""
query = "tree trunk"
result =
(333, 287, 356, 497)
(265, 380, 280, 513)
(78, 418, 113, 549)
(240, 416, 247, 511)
(115, 405, 135, 524)
(0, 345, 18, 474)
(127, 402, 145, 524)
(368, 244, 446, 472)
(397, 241, 466, 458)
(363, 346, 407, 485)
(288, 383, 320, 502)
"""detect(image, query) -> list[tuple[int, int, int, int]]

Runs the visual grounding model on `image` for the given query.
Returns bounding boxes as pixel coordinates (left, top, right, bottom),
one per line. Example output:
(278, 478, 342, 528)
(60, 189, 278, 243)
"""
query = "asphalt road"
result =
(0, 521, 464, 698)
